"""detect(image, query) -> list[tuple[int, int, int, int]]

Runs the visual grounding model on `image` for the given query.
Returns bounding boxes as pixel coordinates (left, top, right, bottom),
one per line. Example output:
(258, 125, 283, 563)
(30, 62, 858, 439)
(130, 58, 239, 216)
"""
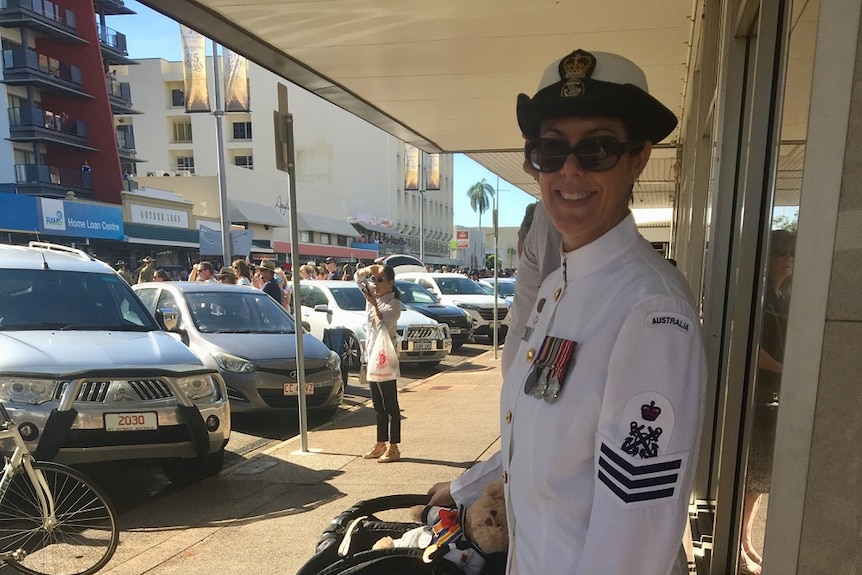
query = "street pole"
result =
(285, 113, 309, 451)
(419, 151, 426, 262)
(492, 176, 499, 359)
(211, 42, 231, 266)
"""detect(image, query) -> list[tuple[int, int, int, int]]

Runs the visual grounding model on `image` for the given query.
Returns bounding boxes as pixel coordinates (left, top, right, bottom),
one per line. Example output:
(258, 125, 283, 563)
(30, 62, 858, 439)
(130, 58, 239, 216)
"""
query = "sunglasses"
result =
(367, 275, 388, 284)
(526, 136, 644, 173)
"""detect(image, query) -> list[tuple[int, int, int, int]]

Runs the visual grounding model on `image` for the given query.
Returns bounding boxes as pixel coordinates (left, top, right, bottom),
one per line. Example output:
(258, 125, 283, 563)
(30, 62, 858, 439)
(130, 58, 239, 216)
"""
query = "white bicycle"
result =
(0, 404, 118, 575)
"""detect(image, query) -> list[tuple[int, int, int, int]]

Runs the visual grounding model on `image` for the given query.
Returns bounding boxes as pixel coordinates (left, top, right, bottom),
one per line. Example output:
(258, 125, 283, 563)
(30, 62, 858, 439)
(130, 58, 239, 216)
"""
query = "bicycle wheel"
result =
(0, 461, 119, 575)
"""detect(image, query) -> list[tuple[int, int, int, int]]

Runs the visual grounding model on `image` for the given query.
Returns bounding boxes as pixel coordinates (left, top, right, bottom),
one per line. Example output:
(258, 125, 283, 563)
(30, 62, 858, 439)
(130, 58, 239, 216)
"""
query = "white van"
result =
(395, 272, 510, 342)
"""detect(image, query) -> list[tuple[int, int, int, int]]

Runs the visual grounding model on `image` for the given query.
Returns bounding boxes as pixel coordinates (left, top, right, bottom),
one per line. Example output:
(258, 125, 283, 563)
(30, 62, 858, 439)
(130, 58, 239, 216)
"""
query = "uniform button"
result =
(505, 410, 512, 424)
(526, 348, 535, 362)
(502, 471, 508, 484)
(554, 287, 562, 301)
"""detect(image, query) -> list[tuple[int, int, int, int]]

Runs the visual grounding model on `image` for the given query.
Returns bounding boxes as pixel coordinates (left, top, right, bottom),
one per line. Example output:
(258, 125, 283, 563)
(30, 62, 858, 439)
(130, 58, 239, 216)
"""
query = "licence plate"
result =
(284, 382, 315, 395)
(413, 341, 432, 351)
(449, 327, 461, 334)
(105, 412, 158, 432)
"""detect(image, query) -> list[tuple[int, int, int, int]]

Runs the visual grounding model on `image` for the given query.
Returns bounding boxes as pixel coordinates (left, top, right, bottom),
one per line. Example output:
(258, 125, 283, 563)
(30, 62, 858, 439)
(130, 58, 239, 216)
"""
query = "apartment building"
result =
(0, 0, 138, 257)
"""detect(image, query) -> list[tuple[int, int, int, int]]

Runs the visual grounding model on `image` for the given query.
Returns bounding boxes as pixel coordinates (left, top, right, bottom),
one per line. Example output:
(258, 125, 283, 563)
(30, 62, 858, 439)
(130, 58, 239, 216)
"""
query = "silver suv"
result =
(0, 242, 231, 484)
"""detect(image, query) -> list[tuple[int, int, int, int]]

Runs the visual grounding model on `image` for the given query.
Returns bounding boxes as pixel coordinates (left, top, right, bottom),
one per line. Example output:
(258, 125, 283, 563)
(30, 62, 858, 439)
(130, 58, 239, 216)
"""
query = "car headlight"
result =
(457, 302, 480, 311)
(0, 377, 58, 405)
(211, 351, 255, 374)
(175, 374, 217, 401)
(325, 350, 341, 372)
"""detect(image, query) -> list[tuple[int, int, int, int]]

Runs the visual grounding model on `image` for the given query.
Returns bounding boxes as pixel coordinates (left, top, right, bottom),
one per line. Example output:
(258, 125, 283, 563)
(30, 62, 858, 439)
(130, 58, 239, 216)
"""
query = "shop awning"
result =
(229, 200, 289, 227)
(296, 213, 358, 237)
(350, 220, 403, 236)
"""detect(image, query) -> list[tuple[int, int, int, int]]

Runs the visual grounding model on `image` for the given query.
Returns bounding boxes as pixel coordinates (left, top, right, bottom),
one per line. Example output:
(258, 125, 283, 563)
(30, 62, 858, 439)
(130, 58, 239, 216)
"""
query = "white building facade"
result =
(117, 57, 455, 265)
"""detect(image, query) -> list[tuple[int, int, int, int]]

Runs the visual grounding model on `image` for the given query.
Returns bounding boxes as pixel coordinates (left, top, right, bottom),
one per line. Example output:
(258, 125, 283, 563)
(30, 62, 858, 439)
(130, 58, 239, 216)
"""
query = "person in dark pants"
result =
(355, 263, 401, 463)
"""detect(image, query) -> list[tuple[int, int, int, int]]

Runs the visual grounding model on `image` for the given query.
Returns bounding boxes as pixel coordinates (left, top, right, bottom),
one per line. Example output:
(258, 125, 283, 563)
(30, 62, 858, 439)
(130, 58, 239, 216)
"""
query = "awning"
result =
(348, 217, 403, 236)
(296, 213, 358, 237)
(351, 221, 403, 236)
(229, 200, 289, 227)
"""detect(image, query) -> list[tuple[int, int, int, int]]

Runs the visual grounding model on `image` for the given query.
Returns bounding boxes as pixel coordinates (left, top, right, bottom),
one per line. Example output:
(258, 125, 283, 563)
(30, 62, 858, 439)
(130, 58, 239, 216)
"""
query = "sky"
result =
(118, 1, 538, 228)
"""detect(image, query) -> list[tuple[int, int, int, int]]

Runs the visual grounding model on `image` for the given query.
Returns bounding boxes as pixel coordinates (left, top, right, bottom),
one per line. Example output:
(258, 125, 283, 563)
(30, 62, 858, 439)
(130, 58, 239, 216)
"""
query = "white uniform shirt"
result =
(502, 201, 562, 375)
(452, 214, 706, 575)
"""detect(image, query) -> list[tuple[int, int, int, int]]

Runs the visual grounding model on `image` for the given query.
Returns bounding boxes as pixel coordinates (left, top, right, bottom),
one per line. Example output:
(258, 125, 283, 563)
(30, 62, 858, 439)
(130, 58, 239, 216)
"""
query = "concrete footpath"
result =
(101, 349, 504, 575)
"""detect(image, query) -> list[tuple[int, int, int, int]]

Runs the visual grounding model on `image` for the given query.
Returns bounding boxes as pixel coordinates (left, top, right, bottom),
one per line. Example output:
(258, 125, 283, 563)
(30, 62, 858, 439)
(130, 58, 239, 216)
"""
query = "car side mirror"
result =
(313, 304, 332, 313)
(302, 321, 311, 332)
(156, 307, 181, 332)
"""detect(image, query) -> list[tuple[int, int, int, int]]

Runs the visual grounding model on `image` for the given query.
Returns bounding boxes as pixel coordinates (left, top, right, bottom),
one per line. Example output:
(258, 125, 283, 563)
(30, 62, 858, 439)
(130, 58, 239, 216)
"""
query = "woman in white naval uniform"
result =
(428, 49, 707, 575)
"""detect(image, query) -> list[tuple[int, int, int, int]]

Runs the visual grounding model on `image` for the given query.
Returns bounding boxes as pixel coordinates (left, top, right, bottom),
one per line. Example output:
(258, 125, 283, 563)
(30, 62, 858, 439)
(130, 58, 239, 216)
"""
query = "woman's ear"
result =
(631, 141, 653, 181)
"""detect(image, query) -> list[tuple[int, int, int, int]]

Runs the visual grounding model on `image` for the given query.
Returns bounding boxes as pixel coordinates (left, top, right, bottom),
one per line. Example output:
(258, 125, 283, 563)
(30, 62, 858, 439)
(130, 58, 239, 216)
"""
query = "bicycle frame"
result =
(0, 404, 57, 562)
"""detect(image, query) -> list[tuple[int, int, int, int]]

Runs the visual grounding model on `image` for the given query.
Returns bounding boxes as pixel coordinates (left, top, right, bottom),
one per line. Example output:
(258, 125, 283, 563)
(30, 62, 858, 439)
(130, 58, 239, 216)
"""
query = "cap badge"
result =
(559, 49, 596, 98)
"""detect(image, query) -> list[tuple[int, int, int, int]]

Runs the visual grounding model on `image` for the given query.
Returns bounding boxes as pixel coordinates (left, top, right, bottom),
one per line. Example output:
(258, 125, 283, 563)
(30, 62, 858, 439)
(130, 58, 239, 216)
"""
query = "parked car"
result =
(395, 272, 510, 342)
(297, 280, 452, 368)
(133, 282, 344, 420)
(0, 242, 230, 484)
(478, 277, 517, 305)
(394, 280, 473, 349)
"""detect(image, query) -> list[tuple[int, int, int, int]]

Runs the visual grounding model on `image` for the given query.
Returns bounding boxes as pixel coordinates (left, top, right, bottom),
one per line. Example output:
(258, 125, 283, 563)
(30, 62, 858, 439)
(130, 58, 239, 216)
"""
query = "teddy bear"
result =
(372, 481, 508, 575)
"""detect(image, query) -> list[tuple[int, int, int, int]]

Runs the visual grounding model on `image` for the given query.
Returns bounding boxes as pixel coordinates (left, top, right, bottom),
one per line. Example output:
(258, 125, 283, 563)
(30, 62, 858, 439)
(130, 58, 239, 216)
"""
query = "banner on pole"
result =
(180, 25, 210, 112)
(424, 153, 440, 190)
(404, 144, 420, 190)
(224, 49, 250, 112)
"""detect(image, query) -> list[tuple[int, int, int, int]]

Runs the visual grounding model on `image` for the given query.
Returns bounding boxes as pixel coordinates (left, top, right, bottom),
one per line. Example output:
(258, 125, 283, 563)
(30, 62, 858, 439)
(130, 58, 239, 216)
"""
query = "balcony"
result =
(93, 0, 135, 16)
(116, 124, 143, 164)
(98, 23, 136, 65)
(0, 0, 85, 44)
(8, 105, 95, 151)
(14, 163, 93, 198)
(2, 47, 91, 98)
(107, 79, 139, 113)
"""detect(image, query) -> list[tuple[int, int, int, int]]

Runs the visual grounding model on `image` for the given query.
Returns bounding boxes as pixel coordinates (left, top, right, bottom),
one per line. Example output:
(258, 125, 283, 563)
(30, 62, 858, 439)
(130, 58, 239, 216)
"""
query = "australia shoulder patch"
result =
(645, 312, 692, 335)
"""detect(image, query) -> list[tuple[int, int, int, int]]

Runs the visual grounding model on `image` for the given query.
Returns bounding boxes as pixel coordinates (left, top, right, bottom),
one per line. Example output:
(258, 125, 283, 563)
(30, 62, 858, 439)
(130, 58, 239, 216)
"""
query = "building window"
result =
(320, 233, 330, 245)
(233, 121, 252, 140)
(337, 235, 348, 247)
(172, 121, 192, 143)
(171, 89, 185, 107)
(176, 156, 195, 174)
(300, 231, 312, 243)
(234, 155, 253, 170)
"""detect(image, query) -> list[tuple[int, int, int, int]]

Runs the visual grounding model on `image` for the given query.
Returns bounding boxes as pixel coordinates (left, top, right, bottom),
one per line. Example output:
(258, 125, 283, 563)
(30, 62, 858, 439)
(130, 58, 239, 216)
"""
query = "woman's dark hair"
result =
(380, 265, 399, 299)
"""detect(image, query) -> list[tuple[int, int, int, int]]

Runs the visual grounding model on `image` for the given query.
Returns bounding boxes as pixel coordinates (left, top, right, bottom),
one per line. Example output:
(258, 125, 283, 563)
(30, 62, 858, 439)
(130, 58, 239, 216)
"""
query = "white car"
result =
(395, 272, 510, 342)
(297, 281, 452, 368)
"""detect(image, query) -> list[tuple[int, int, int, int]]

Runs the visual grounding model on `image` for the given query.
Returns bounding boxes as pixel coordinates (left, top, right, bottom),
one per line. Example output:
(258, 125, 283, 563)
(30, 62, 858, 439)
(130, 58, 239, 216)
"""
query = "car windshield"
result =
(436, 277, 487, 295)
(396, 282, 437, 304)
(329, 286, 367, 311)
(483, 281, 516, 296)
(0, 269, 155, 331)
(184, 291, 296, 334)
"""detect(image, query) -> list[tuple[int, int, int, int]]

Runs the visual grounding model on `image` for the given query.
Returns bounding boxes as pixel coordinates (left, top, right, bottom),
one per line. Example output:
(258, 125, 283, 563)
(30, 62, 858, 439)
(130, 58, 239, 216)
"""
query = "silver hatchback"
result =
(134, 282, 344, 419)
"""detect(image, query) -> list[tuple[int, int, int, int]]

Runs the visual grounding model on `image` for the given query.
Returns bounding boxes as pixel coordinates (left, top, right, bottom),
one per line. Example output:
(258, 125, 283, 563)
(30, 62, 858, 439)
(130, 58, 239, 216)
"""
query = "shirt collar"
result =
(559, 212, 641, 281)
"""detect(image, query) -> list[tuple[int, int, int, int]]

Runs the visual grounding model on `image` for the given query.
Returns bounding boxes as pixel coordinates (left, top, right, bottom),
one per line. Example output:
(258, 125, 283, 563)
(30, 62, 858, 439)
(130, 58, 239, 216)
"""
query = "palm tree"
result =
(466, 178, 495, 229)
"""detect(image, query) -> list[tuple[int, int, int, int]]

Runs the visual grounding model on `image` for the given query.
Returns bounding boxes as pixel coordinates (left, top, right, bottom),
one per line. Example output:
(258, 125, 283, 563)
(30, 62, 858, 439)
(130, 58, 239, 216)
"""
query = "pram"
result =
(295, 494, 507, 575)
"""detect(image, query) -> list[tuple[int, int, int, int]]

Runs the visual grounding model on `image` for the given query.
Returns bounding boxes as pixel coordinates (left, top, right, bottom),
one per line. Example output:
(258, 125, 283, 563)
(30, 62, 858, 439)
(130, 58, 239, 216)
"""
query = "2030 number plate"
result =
(105, 412, 158, 431)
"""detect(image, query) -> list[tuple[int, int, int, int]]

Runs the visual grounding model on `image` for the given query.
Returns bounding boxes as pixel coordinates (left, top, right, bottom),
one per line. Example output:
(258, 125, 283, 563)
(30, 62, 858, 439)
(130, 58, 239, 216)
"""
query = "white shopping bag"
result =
(366, 334, 400, 382)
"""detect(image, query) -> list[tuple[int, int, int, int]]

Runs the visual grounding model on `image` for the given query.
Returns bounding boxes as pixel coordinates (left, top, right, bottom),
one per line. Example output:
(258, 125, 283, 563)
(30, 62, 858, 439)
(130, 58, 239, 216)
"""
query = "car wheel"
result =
(452, 341, 464, 350)
(341, 332, 361, 372)
(162, 448, 225, 486)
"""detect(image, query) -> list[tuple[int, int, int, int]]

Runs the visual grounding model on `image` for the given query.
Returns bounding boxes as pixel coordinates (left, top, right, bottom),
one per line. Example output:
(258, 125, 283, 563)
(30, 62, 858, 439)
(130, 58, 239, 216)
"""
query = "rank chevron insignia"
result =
(596, 438, 685, 507)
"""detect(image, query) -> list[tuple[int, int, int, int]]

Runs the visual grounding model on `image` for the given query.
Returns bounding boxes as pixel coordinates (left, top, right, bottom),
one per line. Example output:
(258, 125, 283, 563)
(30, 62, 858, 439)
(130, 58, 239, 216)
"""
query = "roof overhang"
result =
(140, 0, 693, 206)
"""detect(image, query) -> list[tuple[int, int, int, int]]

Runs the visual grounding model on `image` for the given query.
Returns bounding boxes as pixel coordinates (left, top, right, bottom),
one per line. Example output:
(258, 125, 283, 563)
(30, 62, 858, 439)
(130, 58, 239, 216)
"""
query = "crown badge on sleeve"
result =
(641, 400, 662, 421)
(559, 49, 596, 98)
